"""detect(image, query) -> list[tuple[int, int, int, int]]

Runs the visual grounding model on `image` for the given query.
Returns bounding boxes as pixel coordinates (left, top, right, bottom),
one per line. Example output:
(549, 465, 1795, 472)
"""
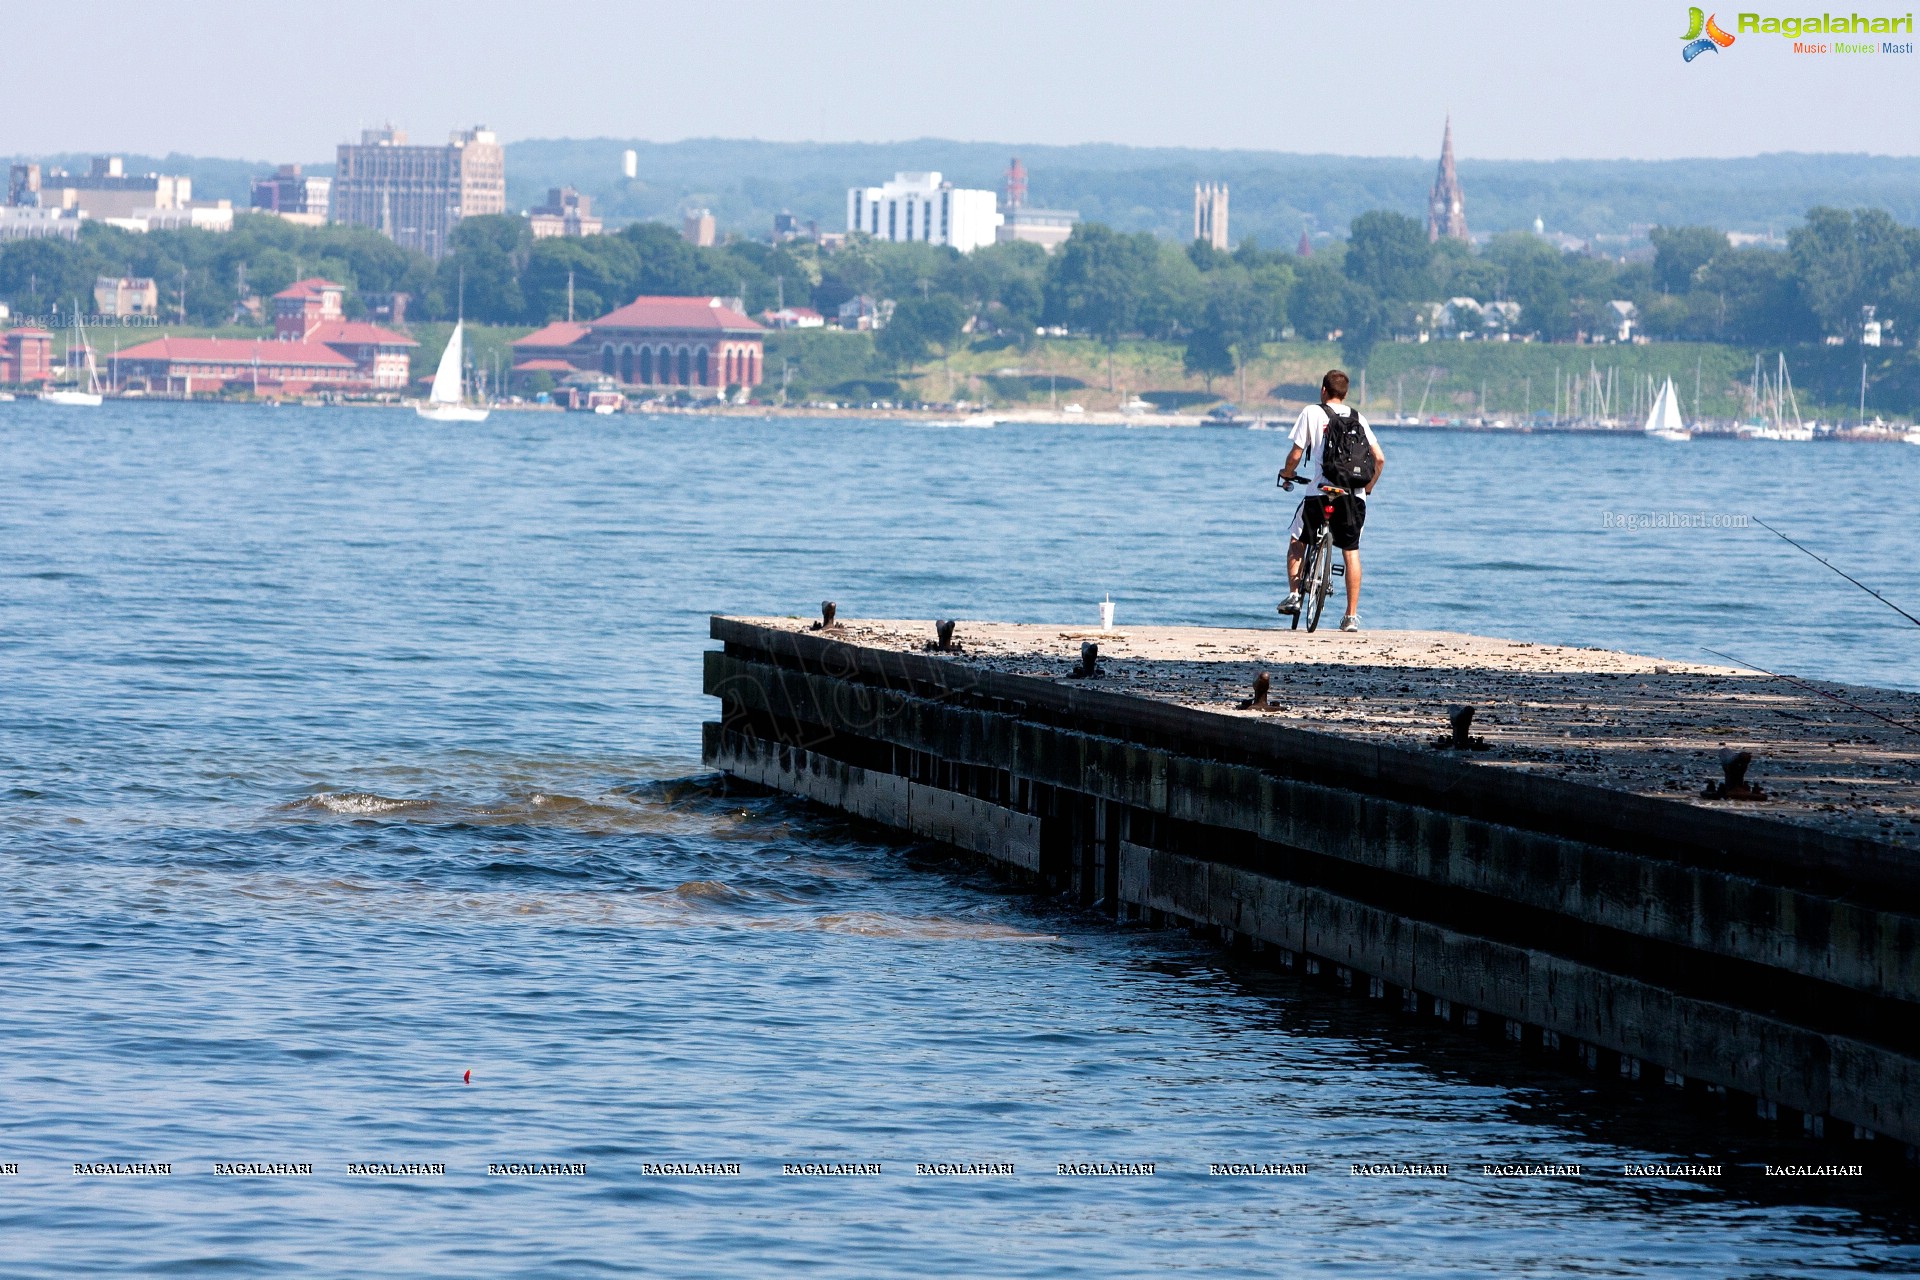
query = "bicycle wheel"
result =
(1303, 537, 1334, 632)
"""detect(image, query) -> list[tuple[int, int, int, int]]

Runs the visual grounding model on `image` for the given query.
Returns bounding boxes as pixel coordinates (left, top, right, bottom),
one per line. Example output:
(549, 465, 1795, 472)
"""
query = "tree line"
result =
(2, 206, 1915, 380)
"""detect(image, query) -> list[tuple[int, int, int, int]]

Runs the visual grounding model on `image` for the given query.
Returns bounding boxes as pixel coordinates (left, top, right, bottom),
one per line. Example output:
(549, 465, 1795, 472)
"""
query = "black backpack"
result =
(1316, 403, 1376, 489)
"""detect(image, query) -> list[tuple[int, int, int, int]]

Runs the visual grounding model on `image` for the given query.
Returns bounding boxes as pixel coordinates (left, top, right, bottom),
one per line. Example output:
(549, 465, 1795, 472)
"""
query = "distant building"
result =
(1194, 183, 1229, 250)
(111, 277, 415, 394)
(1608, 300, 1636, 342)
(0, 327, 54, 384)
(997, 207, 1077, 253)
(362, 291, 410, 325)
(13, 156, 190, 219)
(772, 210, 801, 242)
(7, 163, 38, 207)
(835, 295, 892, 331)
(1297, 227, 1313, 257)
(529, 186, 602, 238)
(759, 306, 824, 329)
(113, 337, 360, 394)
(251, 163, 331, 225)
(623, 149, 638, 180)
(94, 276, 159, 318)
(1426, 117, 1469, 243)
(331, 125, 506, 258)
(847, 172, 1001, 254)
(9, 156, 228, 233)
(102, 205, 233, 234)
(511, 295, 765, 393)
(0, 206, 84, 242)
(682, 208, 716, 247)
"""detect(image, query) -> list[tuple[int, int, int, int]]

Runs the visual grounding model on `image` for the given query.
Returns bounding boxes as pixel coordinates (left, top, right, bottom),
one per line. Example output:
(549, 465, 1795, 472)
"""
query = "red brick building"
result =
(111, 337, 361, 393)
(512, 296, 764, 392)
(0, 327, 54, 384)
(114, 278, 417, 394)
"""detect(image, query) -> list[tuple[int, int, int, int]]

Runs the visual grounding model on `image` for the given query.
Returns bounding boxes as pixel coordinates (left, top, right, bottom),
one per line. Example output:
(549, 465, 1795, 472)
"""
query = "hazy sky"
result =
(10, 0, 1920, 161)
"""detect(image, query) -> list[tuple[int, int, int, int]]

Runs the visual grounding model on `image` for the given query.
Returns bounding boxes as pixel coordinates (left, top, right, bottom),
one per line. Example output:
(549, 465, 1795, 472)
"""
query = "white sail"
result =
(429, 322, 465, 405)
(1644, 377, 1687, 439)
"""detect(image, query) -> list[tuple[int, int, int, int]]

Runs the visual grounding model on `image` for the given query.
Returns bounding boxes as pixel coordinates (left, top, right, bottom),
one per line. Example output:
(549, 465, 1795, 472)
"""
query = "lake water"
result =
(1, 402, 1915, 1277)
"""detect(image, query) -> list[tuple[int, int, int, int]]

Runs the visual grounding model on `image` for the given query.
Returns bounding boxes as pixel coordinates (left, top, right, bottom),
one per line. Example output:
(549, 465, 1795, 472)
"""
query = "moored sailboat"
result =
(39, 308, 104, 407)
(1643, 376, 1689, 441)
(415, 321, 490, 422)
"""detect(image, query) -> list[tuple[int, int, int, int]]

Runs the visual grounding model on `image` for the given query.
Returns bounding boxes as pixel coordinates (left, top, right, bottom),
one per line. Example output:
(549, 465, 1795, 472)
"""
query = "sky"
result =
(9, 0, 1920, 162)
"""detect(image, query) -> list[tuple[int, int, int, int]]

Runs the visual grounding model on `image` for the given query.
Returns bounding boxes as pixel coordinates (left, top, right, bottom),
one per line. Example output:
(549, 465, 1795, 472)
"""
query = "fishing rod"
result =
(1701, 646, 1920, 739)
(1752, 517, 1920, 629)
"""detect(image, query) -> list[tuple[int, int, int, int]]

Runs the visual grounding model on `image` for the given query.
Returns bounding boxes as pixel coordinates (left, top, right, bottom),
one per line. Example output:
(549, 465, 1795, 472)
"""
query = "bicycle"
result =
(1276, 475, 1350, 633)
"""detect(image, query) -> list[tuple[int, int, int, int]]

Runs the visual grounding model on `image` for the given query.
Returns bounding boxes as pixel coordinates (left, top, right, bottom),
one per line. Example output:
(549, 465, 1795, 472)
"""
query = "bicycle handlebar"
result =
(1277, 475, 1351, 496)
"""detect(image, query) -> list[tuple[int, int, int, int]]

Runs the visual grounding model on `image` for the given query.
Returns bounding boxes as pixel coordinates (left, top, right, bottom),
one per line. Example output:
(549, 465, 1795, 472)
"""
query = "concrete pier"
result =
(702, 615, 1920, 1150)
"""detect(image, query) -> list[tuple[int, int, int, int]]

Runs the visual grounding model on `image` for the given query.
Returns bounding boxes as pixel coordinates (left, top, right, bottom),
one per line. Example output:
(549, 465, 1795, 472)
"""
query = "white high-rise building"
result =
(846, 172, 1002, 253)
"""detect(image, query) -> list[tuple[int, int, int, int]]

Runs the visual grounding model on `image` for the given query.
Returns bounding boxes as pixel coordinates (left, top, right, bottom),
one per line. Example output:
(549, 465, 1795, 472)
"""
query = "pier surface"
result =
(732, 616, 1920, 846)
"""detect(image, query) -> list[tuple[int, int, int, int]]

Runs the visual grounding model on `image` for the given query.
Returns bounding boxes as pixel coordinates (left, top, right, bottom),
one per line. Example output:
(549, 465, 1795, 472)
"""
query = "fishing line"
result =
(1752, 517, 1920, 629)
(1701, 646, 1920, 739)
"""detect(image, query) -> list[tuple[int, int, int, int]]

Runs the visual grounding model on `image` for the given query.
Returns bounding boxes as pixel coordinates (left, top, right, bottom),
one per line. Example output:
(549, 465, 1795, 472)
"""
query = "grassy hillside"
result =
(852, 336, 1899, 422)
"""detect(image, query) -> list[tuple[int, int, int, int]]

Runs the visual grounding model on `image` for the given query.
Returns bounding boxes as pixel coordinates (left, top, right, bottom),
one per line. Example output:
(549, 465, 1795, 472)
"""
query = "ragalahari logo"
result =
(1682, 7, 1738, 58)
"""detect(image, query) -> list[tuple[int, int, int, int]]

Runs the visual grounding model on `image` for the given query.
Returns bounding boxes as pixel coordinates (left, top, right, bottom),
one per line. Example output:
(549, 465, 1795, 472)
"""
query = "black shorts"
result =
(1295, 491, 1366, 551)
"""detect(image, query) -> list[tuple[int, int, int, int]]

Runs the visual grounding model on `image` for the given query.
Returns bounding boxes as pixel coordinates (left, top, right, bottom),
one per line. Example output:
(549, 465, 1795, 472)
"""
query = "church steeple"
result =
(1427, 115, 1469, 244)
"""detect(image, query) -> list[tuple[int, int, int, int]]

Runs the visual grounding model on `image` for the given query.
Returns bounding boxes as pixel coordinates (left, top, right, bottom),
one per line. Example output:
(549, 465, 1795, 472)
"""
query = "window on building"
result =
(640, 346, 654, 384)
(601, 345, 615, 375)
(696, 347, 709, 385)
(678, 347, 691, 385)
(619, 346, 633, 383)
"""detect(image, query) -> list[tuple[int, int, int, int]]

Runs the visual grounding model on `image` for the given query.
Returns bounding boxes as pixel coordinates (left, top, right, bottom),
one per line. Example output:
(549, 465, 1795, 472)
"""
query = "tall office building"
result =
(331, 125, 506, 258)
(1194, 182, 1229, 251)
(846, 172, 1002, 254)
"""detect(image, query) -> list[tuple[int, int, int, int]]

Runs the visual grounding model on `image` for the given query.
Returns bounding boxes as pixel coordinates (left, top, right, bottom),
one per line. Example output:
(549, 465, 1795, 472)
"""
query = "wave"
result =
(286, 791, 432, 816)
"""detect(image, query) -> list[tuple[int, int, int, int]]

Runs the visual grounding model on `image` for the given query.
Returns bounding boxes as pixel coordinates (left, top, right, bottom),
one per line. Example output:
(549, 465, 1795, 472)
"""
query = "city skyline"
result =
(8, 0, 1920, 163)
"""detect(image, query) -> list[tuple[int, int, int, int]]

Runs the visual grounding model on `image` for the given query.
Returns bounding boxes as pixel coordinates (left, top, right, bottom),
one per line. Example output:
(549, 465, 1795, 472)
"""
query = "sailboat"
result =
(415, 320, 489, 422)
(1643, 376, 1689, 441)
(39, 308, 104, 407)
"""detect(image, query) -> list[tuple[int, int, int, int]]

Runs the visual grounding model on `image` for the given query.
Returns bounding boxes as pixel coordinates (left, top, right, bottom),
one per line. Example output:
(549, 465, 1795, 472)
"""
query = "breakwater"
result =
(705, 615, 1920, 1155)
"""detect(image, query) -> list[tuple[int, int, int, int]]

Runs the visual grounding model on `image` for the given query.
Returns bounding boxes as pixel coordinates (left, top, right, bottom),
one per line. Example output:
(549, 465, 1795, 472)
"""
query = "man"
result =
(1276, 369, 1386, 632)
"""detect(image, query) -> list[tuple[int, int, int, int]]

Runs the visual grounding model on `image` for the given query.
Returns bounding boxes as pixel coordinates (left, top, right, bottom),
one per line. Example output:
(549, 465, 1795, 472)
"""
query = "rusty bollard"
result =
(810, 601, 838, 631)
(1703, 750, 1766, 800)
(927, 619, 958, 652)
(1432, 704, 1489, 751)
(1237, 672, 1272, 711)
(1068, 641, 1101, 678)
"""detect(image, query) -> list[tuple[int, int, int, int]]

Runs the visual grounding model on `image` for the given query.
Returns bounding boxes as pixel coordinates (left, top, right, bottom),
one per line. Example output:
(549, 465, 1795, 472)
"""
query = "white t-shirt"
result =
(1288, 402, 1382, 496)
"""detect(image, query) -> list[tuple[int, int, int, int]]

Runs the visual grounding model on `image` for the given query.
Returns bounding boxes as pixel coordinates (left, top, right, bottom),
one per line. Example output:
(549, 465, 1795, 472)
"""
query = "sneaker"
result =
(1277, 592, 1301, 616)
(1339, 614, 1361, 632)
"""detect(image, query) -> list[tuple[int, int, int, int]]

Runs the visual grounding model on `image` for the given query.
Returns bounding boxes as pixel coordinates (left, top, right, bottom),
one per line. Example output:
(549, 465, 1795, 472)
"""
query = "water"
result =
(1, 402, 1915, 1277)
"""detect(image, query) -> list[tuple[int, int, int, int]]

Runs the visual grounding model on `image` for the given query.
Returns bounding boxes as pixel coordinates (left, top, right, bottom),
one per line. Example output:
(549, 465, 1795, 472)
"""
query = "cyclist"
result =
(1276, 369, 1386, 632)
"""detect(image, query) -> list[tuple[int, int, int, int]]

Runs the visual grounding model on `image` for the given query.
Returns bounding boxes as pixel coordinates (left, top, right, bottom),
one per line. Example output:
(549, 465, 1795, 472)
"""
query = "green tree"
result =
(522, 234, 643, 322)
(1182, 325, 1235, 395)
(1694, 248, 1820, 344)
(1043, 223, 1156, 388)
(1649, 225, 1728, 293)
(439, 214, 531, 322)
(1487, 232, 1574, 340)
(1791, 206, 1920, 340)
(1344, 210, 1433, 304)
(875, 294, 965, 389)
